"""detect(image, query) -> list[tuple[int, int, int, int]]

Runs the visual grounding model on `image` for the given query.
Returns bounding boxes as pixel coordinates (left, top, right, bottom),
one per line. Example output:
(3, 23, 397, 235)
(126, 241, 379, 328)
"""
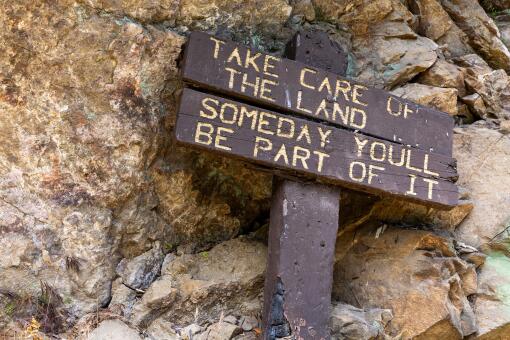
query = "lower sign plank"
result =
(175, 88, 458, 208)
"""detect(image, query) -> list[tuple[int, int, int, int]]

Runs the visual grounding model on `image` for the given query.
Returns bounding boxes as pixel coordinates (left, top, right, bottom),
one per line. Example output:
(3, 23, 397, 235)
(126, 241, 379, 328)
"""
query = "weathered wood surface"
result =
(181, 31, 454, 156)
(263, 179, 340, 339)
(175, 87, 458, 208)
(262, 30, 343, 340)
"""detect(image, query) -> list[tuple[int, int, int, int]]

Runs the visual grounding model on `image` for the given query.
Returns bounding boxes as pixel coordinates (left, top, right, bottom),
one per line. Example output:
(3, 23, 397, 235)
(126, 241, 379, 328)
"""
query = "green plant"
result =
(4, 302, 15, 317)
(164, 242, 174, 252)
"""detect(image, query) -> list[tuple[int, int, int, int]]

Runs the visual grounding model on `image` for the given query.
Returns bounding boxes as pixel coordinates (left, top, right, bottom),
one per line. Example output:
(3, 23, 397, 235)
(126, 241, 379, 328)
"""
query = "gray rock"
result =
(130, 277, 178, 327)
(240, 316, 259, 332)
(146, 318, 179, 340)
(454, 126, 510, 247)
(223, 315, 238, 325)
(474, 247, 510, 339)
(497, 14, 510, 49)
(158, 238, 267, 325)
(87, 319, 141, 340)
(198, 321, 242, 340)
(110, 278, 138, 318)
(116, 244, 164, 290)
(330, 303, 392, 340)
(181, 323, 203, 338)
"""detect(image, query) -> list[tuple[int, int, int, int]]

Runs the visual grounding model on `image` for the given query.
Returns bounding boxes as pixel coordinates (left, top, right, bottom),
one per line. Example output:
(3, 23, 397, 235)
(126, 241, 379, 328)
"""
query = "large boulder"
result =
(177, 0, 292, 33)
(330, 303, 393, 339)
(473, 245, 510, 339)
(131, 237, 267, 327)
(313, 0, 438, 88)
(440, 0, 510, 71)
(0, 1, 273, 326)
(87, 319, 141, 340)
(418, 59, 466, 97)
(454, 124, 510, 248)
(408, 0, 474, 58)
(392, 83, 458, 115)
(333, 225, 477, 339)
(497, 14, 510, 49)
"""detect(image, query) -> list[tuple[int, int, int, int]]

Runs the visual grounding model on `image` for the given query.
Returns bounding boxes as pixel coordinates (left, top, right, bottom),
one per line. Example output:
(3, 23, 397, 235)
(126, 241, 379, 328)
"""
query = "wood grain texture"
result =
(263, 179, 340, 339)
(181, 31, 454, 156)
(262, 30, 344, 340)
(175, 88, 458, 208)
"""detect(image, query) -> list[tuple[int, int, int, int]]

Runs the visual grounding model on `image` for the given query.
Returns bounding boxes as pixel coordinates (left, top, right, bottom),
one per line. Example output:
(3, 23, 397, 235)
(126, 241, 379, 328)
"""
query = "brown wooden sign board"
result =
(181, 31, 454, 157)
(175, 30, 459, 339)
(175, 87, 458, 208)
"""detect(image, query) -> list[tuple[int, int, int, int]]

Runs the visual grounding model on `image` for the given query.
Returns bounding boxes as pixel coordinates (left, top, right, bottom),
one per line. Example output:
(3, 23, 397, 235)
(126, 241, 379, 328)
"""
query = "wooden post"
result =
(262, 30, 347, 339)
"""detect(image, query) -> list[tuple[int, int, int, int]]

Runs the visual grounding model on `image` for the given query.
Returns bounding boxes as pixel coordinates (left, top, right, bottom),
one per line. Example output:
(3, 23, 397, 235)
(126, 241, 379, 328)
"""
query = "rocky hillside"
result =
(1, 0, 510, 339)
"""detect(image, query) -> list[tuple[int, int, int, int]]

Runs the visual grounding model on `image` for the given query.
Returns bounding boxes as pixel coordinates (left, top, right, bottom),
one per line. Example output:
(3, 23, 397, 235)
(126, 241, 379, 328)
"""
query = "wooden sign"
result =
(175, 88, 458, 208)
(181, 31, 454, 156)
(175, 30, 459, 339)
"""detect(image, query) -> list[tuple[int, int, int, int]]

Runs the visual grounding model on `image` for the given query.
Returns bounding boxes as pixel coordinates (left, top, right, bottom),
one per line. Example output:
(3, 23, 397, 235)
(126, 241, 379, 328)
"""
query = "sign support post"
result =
(262, 31, 347, 340)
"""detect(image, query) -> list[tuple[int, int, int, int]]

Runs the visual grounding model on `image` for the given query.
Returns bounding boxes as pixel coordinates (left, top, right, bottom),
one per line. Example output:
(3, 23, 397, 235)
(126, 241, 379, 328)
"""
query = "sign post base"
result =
(263, 179, 340, 339)
(262, 30, 346, 339)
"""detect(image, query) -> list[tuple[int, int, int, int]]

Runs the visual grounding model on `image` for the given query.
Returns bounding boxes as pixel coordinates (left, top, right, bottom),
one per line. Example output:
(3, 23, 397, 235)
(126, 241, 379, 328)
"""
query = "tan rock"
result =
(330, 303, 392, 339)
(152, 155, 271, 248)
(441, 0, 510, 71)
(146, 318, 179, 340)
(436, 24, 476, 58)
(315, 0, 394, 36)
(473, 248, 510, 339)
(392, 83, 458, 115)
(333, 226, 477, 338)
(454, 125, 510, 247)
(461, 93, 487, 119)
(409, 0, 453, 40)
(313, 0, 438, 88)
(291, 0, 316, 21)
(199, 321, 242, 340)
(453, 53, 493, 74)
(356, 33, 438, 88)
(130, 278, 178, 326)
(464, 69, 510, 119)
(87, 319, 141, 340)
(407, 0, 474, 58)
(500, 120, 510, 134)
(82, 0, 179, 23)
(177, 0, 292, 32)
(418, 59, 466, 96)
(138, 238, 268, 326)
(497, 14, 510, 49)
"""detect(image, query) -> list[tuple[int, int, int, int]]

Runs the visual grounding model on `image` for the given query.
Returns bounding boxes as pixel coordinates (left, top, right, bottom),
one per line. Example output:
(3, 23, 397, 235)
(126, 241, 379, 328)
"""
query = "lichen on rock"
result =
(2, 0, 510, 338)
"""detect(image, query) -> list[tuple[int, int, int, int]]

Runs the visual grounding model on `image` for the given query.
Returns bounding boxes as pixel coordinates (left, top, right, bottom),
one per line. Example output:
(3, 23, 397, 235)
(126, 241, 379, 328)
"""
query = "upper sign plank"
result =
(176, 88, 458, 208)
(181, 32, 454, 157)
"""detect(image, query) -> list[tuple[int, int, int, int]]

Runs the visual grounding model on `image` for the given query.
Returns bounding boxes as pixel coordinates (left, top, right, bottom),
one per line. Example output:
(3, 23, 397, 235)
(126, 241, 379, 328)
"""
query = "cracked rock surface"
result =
(1, 1, 510, 339)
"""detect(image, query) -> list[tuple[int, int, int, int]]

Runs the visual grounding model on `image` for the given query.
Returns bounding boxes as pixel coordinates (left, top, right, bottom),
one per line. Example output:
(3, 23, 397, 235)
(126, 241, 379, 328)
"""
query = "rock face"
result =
(441, 0, 510, 71)
(474, 245, 510, 339)
(333, 226, 477, 339)
(330, 303, 393, 339)
(0, 0, 271, 323)
(87, 319, 141, 340)
(392, 83, 459, 115)
(314, 0, 439, 88)
(454, 124, 510, 248)
(2, 0, 510, 338)
(131, 238, 267, 328)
